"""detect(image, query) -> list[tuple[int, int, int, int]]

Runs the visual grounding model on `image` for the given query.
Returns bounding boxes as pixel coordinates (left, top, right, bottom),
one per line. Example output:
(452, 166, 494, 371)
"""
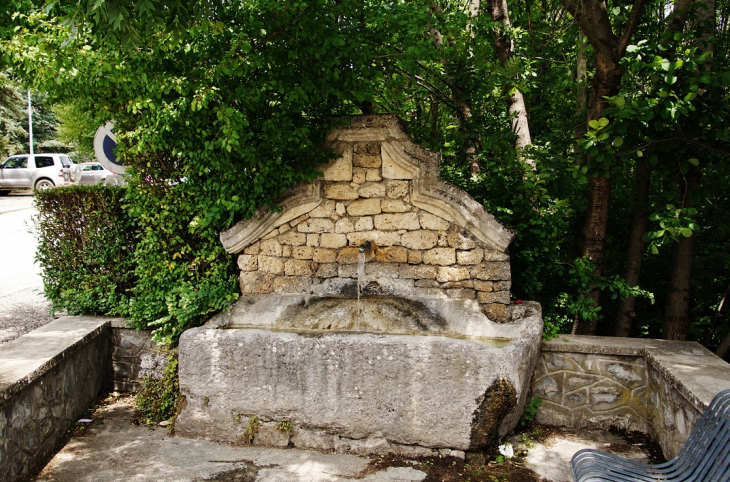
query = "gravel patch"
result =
(0, 291, 66, 344)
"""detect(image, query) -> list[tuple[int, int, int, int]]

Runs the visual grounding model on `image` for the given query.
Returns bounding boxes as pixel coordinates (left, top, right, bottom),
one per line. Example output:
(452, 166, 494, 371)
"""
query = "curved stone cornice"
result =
(221, 115, 515, 254)
(219, 183, 324, 254)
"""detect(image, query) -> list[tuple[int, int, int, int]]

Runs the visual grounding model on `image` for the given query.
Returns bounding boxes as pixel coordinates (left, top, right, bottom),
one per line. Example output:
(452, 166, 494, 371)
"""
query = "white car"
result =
(66, 162, 115, 185)
(0, 153, 74, 194)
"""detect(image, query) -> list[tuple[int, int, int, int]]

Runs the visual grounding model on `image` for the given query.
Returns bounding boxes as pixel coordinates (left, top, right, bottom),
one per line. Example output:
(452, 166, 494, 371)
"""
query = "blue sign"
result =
(94, 122, 125, 174)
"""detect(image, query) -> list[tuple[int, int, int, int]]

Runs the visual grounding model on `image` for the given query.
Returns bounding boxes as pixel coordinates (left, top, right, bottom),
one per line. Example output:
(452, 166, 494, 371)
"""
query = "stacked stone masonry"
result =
(111, 320, 158, 392)
(0, 317, 111, 482)
(236, 136, 514, 322)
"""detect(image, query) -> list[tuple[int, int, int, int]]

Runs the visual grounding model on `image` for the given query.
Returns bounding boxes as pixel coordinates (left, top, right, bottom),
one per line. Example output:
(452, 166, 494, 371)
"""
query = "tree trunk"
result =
(716, 331, 730, 360)
(663, 0, 713, 340)
(712, 282, 730, 358)
(574, 27, 588, 159)
(573, 175, 611, 335)
(487, 0, 534, 166)
(614, 0, 692, 338)
(561, 0, 645, 335)
(614, 162, 651, 337)
(428, 2, 481, 174)
(663, 171, 701, 341)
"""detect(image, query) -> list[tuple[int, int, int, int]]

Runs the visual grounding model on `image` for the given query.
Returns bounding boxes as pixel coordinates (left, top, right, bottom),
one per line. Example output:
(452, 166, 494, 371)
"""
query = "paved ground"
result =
(0, 193, 61, 344)
(34, 398, 657, 482)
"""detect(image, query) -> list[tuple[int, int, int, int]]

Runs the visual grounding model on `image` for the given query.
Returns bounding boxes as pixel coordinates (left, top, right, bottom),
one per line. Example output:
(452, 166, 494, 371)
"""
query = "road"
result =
(0, 193, 58, 343)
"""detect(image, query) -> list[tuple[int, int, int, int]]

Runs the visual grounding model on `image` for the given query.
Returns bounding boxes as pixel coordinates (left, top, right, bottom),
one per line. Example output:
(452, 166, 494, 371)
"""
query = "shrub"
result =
(135, 351, 181, 426)
(34, 185, 136, 316)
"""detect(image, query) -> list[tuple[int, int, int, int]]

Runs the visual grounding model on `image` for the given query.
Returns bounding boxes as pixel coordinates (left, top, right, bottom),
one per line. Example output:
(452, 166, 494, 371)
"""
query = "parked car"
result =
(65, 162, 115, 186)
(0, 153, 74, 195)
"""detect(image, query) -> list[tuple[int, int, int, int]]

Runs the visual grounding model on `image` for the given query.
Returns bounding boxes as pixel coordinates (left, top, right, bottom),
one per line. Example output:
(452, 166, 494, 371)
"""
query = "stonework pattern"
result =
(226, 119, 515, 322)
(111, 324, 157, 392)
(0, 319, 111, 482)
(533, 351, 651, 433)
(534, 336, 730, 460)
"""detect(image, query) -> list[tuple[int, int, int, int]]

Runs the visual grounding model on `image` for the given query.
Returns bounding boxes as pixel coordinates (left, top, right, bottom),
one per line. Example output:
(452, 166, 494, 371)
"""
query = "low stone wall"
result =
(534, 335, 730, 459)
(110, 320, 161, 391)
(0, 317, 111, 482)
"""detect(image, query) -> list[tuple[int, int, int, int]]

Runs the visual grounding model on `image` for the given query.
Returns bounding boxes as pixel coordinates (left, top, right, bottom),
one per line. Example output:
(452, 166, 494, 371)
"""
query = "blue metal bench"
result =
(570, 388, 730, 481)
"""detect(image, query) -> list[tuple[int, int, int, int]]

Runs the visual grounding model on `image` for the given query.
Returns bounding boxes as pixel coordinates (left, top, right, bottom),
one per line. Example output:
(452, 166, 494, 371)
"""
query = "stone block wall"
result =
(231, 116, 516, 322)
(645, 358, 703, 458)
(535, 349, 651, 434)
(534, 335, 730, 459)
(110, 320, 160, 391)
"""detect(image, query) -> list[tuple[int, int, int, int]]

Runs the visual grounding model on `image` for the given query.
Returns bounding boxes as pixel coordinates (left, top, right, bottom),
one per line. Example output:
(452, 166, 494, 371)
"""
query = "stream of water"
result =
(357, 251, 365, 329)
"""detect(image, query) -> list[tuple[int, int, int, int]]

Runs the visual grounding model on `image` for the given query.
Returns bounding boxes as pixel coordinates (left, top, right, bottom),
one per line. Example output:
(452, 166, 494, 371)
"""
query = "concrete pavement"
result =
(33, 398, 657, 482)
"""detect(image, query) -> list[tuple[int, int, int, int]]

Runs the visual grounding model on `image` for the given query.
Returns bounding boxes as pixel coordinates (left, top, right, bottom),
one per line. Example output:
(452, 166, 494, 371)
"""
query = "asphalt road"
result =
(0, 192, 59, 343)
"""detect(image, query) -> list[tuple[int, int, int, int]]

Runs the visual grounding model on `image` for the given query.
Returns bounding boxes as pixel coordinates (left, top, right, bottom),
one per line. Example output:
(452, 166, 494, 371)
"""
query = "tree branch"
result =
(618, 0, 646, 56)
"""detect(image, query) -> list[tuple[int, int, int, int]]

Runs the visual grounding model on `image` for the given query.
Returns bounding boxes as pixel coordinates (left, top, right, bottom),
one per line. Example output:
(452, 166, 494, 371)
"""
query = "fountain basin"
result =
(176, 298, 543, 455)
(175, 115, 545, 455)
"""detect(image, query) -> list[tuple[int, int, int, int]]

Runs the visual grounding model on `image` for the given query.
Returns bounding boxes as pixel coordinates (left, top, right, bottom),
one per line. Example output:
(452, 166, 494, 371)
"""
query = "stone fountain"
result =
(176, 115, 543, 457)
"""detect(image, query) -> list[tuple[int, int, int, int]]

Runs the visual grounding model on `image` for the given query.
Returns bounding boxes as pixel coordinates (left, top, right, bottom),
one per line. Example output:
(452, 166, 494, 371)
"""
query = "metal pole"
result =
(27, 90, 34, 155)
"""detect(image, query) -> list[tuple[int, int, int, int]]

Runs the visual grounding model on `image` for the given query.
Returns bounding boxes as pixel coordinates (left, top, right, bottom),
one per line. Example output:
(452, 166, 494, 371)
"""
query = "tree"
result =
(615, 0, 692, 337)
(663, 0, 716, 340)
(486, 0, 533, 165)
(6, 0, 730, 351)
(560, 0, 646, 335)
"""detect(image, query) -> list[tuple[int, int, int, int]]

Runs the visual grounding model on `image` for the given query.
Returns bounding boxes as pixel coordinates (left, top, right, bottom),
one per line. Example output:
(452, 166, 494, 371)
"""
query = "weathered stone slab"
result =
(177, 324, 540, 451)
(374, 213, 420, 231)
(321, 150, 353, 181)
(400, 230, 438, 250)
(347, 199, 381, 216)
(325, 183, 359, 200)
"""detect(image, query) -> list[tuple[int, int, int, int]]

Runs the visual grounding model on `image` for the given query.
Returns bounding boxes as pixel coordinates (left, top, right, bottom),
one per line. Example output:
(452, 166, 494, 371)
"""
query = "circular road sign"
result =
(93, 122, 125, 174)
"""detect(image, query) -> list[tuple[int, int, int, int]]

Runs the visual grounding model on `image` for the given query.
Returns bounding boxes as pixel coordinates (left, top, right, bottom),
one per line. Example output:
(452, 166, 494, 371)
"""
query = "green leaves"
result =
(644, 204, 701, 254)
(588, 117, 609, 130)
(34, 185, 136, 317)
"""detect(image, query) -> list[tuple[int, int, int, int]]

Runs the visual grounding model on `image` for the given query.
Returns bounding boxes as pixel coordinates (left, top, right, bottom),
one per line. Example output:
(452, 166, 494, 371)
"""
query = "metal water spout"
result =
(359, 240, 372, 253)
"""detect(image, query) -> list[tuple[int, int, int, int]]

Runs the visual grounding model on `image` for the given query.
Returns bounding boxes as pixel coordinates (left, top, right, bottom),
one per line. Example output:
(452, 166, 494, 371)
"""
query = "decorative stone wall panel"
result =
(535, 335, 730, 460)
(534, 351, 650, 433)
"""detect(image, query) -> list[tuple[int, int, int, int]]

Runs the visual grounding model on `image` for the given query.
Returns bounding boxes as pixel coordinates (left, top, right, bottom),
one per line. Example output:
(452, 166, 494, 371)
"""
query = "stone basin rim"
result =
(220, 324, 513, 348)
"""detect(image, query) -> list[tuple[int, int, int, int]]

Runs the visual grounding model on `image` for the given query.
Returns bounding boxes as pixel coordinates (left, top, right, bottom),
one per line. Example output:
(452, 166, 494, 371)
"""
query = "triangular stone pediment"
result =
(221, 115, 513, 253)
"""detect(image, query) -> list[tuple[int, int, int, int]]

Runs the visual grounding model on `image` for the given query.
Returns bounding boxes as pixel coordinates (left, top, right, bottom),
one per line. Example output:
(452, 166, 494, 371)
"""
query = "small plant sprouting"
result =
(518, 432, 535, 449)
(241, 416, 259, 444)
(276, 419, 292, 432)
(203, 396, 210, 407)
(234, 414, 242, 425)
(520, 396, 542, 426)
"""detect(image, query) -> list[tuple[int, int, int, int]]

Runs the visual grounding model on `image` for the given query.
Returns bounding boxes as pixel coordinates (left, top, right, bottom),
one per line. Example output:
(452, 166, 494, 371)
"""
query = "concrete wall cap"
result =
(0, 316, 111, 401)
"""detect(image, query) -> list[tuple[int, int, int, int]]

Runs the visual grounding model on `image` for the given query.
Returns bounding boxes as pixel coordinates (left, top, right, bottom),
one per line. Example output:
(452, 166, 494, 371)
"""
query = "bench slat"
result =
(570, 389, 730, 482)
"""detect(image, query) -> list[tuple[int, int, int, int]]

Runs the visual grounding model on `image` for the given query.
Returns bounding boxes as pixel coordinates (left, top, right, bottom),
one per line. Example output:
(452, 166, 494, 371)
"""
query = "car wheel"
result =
(34, 179, 55, 191)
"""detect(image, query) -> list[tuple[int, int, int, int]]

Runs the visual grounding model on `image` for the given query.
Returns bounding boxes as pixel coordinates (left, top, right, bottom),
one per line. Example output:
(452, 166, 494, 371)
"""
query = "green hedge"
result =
(35, 185, 136, 317)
